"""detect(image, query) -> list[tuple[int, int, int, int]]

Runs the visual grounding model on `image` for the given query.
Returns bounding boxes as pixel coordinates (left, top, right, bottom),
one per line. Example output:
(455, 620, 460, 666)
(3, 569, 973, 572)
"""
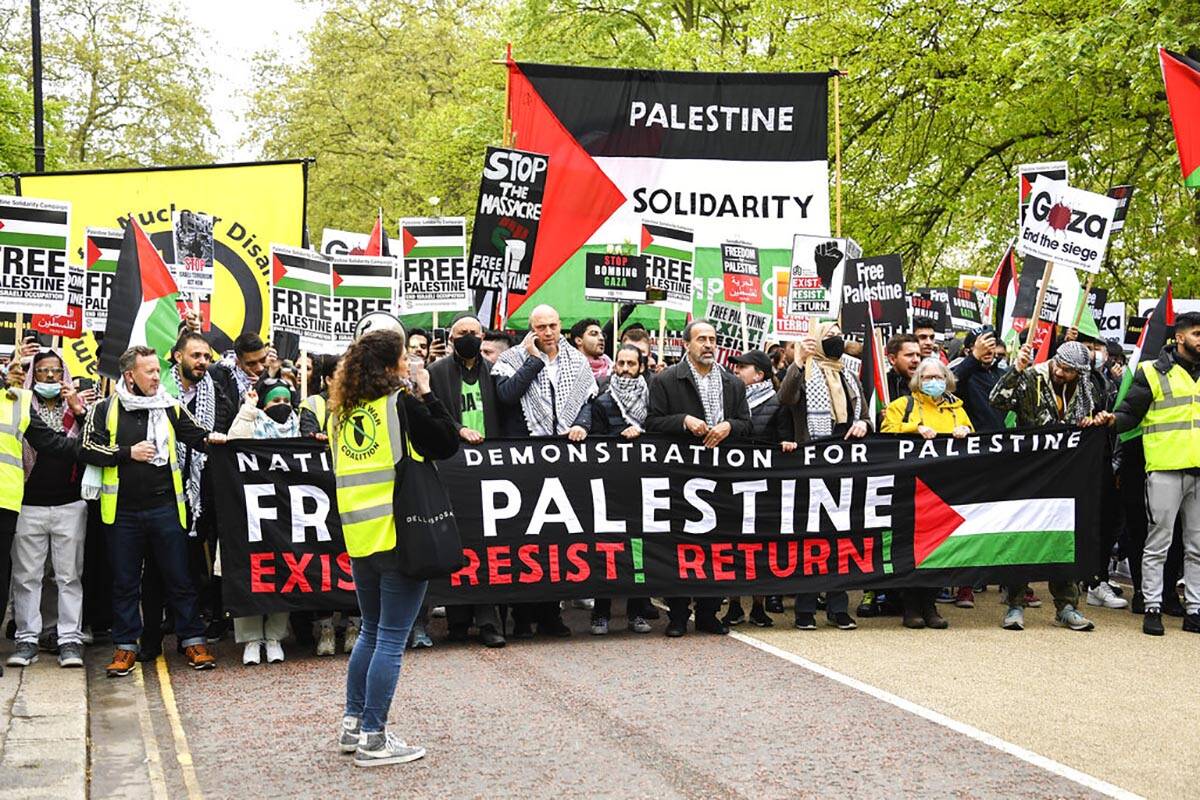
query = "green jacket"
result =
(989, 362, 1100, 427)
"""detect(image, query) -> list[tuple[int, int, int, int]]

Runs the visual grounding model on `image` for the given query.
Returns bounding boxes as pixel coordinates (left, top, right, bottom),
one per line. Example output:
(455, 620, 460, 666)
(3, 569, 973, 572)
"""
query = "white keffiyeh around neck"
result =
(492, 337, 597, 436)
(608, 374, 649, 429)
(114, 379, 178, 466)
(686, 356, 725, 427)
(220, 355, 254, 400)
(172, 365, 214, 523)
(745, 380, 776, 410)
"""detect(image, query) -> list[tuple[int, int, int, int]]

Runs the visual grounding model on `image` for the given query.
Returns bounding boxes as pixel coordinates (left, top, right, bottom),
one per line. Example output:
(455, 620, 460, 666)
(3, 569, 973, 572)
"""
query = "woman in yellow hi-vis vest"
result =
(330, 328, 458, 768)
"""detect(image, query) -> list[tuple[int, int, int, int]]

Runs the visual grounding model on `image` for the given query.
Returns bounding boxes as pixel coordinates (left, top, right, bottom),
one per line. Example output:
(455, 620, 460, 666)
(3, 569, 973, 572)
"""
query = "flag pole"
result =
(612, 302, 619, 360)
(300, 348, 309, 402)
(657, 306, 666, 364)
(739, 301, 749, 352)
(832, 57, 845, 238)
(1071, 273, 1096, 330)
(1028, 260, 1055, 349)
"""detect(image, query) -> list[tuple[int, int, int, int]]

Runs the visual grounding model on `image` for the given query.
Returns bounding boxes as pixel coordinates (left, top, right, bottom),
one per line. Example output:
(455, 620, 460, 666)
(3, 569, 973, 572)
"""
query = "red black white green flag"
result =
(1160, 48, 1200, 188)
(503, 58, 830, 321)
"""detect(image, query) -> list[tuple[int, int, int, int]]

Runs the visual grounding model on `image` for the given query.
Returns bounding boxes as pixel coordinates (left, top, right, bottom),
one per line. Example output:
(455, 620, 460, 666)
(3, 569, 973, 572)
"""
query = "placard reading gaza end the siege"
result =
(0, 195, 71, 315)
(331, 255, 396, 349)
(1017, 177, 1119, 273)
(584, 252, 647, 304)
(398, 217, 468, 315)
(467, 147, 547, 292)
(641, 220, 695, 313)
(270, 244, 334, 352)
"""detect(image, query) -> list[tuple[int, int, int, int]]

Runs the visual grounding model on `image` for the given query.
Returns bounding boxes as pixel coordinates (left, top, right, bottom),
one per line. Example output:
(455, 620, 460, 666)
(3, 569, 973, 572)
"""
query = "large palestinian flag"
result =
(1160, 48, 1200, 188)
(503, 60, 831, 327)
(97, 219, 181, 391)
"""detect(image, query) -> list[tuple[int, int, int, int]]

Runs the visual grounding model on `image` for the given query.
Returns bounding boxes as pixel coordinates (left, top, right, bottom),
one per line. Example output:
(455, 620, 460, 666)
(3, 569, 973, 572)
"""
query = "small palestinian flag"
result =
(401, 219, 465, 260)
(859, 302, 889, 420)
(1160, 48, 1200, 188)
(914, 479, 1075, 569)
(0, 196, 68, 251)
(364, 209, 391, 258)
(86, 227, 123, 273)
(97, 219, 180, 391)
(640, 222, 694, 262)
(272, 247, 332, 295)
(1116, 281, 1174, 442)
(331, 256, 394, 300)
(1106, 185, 1134, 233)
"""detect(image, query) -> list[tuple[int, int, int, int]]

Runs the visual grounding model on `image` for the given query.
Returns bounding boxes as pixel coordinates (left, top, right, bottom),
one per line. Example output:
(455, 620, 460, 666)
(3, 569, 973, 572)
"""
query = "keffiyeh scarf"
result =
(745, 380, 776, 410)
(172, 365, 215, 521)
(492, 337, 597, 436)
(686, 357, 726, 427)
(608, 374, 649, 429)
(113, 380, 178, 466)
(220, 355, 254, 400)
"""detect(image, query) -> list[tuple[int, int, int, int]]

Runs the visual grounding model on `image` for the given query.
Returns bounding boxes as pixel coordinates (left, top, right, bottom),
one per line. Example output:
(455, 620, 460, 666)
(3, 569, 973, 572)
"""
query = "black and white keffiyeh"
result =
(608, 374, 649, 429)
(220, 354, 254, 400)
(493, 337, 597, 436)
(172, 364, 215, 522)
(744, 380, 776, 410)
(686, 357, 725, 427)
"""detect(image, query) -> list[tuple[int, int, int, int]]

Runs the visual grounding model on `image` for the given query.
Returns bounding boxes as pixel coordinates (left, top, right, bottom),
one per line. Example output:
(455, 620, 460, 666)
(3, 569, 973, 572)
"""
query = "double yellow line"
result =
(132, 657, 205, 800)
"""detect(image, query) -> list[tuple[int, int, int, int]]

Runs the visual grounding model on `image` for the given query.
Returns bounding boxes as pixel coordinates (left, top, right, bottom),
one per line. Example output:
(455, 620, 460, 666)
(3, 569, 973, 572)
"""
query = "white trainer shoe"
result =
(242, 641, 262, 665)
(1086, 582, 1128, 609)
(354, 731, 426, 768)
(315, 622, 336, 656)
(264, 639, 285, 663)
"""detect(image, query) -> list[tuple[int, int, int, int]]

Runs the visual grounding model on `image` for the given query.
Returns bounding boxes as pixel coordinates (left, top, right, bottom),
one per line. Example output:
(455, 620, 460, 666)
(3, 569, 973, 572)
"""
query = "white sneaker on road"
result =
(354, 731, 426, 767)
(242, 641, 262, 665)
(264, 639, 285, 663)
(1087, 582, 1128, 609)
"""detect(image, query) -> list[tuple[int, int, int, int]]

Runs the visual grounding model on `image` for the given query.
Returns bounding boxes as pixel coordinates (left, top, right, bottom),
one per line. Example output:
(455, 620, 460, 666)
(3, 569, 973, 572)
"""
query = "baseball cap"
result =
(730, 349, 772, 375)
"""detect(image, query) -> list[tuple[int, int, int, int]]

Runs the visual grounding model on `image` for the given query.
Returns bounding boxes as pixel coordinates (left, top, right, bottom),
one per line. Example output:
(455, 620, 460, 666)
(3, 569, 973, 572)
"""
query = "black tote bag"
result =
(393, 439, 464, 580)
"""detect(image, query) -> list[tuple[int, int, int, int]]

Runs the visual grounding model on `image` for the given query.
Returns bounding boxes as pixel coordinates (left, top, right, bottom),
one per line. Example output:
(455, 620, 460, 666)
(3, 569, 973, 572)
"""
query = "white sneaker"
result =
(571, 598, 595, 610)
(430, 606, 446, 618)
(1086, 582, 1129, 609)
(354, 731, 426, 767)
(264, 639, 285, 663)
(242, 641, 262, 665)
(344, 619, 360, 654)
(315, 622, 336, 656)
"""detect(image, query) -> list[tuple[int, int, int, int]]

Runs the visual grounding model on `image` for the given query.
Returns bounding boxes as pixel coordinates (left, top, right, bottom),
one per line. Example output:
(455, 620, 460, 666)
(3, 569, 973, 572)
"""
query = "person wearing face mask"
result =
(82, 346, 225, 676)
(777, 321, 872, 631)
(989, 339, 1112, 633)
(426, 314, 506, 648)
(5, 351, 93, 670)
(881, 358, 973, 630)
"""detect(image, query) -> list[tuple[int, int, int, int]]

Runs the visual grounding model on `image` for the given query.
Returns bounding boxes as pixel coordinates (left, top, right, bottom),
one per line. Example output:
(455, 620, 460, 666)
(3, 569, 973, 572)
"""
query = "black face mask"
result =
(264, 404, 293, 424)
(822, 336, 845, 360)
(454, 334, 482, 360)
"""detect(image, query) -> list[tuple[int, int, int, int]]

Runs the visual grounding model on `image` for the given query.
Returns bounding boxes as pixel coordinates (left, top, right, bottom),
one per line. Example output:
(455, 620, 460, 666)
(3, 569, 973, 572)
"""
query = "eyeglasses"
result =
(34, 367, 64, 378)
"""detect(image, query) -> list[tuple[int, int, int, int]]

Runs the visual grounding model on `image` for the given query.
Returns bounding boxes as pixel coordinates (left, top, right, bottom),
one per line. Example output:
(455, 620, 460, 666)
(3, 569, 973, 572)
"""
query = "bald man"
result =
(491, 305, 598, 637)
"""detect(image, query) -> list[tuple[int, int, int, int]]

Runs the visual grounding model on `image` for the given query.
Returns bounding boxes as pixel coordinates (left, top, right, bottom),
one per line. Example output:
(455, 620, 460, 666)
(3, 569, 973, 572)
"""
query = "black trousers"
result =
(593, 597, 649, 620)
(512, 601, 562, 628)
(665, 596, 720, 625)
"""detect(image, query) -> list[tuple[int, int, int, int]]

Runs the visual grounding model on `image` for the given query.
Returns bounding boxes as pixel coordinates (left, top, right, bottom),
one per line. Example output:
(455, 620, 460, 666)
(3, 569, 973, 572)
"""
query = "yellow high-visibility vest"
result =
(333, 391, 410, 558)
(301, 394, 329, 433)
(1140, 360, 1200, 472)
(99, 398, 188, 527)
(0, 389, 33, 513)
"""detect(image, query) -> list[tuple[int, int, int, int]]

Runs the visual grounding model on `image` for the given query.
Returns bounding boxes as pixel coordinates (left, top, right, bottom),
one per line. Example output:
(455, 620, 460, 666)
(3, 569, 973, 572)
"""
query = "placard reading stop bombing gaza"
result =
(0, 195, 71, 315)
(1017, 177, 1118, 274)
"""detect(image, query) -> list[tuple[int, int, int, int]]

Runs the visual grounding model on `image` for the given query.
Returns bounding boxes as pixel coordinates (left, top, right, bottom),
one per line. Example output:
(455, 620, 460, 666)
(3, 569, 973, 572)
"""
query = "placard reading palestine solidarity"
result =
(467, 147, 547, 292)
(398, 217, 468, 315)
(82, 227, 121, 332)
(705, 299, 769, 362)
(331, 255, 396, 348)
(641, 221, 695, 313)
(841, 254, 908, 336)
(172, 210, 215, 296)
(270, 244, 334, 351)
(212, 429, 1105, 610)
(721, 242, 762, 304)
(1018, 177, 1119, 273)
(0, 195, 71, 315)
(584, 252, 647, 303)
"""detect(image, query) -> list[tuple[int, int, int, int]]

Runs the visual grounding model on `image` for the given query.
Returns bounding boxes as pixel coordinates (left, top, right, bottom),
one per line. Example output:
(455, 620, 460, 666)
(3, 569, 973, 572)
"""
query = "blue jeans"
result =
(344, 550, 427, 733)
(107, 505, 205, 651)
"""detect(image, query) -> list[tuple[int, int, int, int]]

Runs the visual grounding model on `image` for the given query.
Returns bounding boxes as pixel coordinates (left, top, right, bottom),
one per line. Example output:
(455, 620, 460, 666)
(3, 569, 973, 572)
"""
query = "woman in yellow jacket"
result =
(881, 357, 973, 629)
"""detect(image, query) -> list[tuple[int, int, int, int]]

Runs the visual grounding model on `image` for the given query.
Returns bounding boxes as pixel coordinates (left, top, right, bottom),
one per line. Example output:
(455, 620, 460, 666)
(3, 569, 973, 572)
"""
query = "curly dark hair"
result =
(329, 330, 407, 422)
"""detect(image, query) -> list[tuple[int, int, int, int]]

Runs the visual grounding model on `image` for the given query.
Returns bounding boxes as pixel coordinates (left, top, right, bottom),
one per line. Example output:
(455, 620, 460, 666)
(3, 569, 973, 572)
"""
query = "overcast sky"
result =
(184, 0, 324, 161)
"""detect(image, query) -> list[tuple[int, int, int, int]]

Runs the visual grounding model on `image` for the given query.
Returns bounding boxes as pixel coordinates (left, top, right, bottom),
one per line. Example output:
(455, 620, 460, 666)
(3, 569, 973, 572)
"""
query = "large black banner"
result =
(211, 431, 1104, 612)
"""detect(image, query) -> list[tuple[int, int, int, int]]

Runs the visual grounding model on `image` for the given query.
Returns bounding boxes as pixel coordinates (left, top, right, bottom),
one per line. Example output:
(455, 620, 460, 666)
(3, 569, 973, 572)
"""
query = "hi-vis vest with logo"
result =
(333, 390, 423, 558)
(301, 394, 329, 433)
(1140, 361, 1200, 473)
(100, 398, 188, 527)
(0, 389, 33, 513)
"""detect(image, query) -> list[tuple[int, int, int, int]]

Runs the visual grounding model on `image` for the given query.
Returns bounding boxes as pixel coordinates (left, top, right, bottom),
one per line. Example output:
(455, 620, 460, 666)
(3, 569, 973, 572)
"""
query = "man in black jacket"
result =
(206, 332, 269, 434)
(83, 346, 223, 676)
(953, 325, 1005, 431)
(427, 314, 505, 647)
(645, 320, 751, 637)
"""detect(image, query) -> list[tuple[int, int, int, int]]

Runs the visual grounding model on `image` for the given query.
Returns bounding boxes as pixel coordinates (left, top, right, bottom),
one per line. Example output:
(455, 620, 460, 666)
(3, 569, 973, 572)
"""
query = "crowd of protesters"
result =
(2, 303, 1198, 689)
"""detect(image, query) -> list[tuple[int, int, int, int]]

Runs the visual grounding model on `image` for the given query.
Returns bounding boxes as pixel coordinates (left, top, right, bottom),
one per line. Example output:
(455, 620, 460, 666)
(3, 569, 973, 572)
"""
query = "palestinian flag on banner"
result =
(0, 198, 68, 250)
(272, 248, 331, 295)
(913, 479, 1075, 569)
(1116, 281, 1174, 441)
(640, 222, 694, 262)
(97, 220, 181, 390)
(86, 227, 122, 273)
(503, 57, 831, 322)
(401, 219, 465, 260)
(331, 256, 394, 300)
(1160, 48, 1200, 188)
(364, 209, 391, 258)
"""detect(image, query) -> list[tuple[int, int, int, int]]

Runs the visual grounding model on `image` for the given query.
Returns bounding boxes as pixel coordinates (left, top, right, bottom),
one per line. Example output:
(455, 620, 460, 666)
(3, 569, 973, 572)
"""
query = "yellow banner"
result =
(19, 161, 306, 351)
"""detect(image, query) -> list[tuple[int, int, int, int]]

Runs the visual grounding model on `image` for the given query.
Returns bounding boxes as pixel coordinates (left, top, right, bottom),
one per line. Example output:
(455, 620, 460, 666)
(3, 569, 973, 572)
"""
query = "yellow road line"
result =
(133, 664, 170, 800)
(155, 655, 205, 800)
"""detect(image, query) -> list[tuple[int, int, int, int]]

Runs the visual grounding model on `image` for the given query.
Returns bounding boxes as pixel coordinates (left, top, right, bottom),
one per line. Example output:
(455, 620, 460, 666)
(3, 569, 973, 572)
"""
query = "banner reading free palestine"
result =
(502, 61, 831, 328)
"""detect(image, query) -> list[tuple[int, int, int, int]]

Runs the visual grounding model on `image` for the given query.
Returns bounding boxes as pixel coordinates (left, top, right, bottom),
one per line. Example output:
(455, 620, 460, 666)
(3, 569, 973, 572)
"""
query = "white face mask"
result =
(1093, 351, 1107, 370)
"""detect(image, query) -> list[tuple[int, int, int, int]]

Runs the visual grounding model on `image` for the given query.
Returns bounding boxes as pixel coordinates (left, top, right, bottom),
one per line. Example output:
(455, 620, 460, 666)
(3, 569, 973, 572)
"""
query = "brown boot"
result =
(902, 592, 925, 629)
(185, 643, 217, 670)
(106, 648, 137, 677)
(922, 597, 949, 629)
